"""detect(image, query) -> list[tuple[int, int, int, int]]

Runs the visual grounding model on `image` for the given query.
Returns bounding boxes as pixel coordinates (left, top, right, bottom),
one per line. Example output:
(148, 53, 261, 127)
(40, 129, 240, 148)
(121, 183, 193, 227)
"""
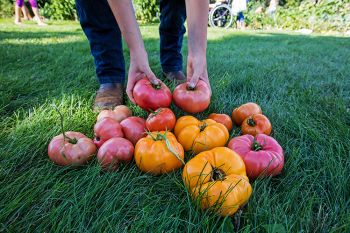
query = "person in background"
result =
(14, 0, 47, 26)
(267, 0, 278, 24)
(232, 0, 247, 29)
(76, 0, 210, 110)
(21, 5, 32, 20)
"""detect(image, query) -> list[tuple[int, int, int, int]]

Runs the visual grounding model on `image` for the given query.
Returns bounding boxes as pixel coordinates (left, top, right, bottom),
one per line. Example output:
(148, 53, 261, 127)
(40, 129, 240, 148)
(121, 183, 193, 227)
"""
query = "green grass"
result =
(1, 18, 350, 232)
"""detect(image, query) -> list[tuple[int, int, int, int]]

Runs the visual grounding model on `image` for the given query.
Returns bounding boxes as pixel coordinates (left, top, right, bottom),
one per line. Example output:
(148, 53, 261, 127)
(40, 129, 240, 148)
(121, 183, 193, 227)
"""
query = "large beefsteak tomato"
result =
(134, 131, 184, 175)
(133, 78, 172, 111)
(182, 147, 252, 216)
(174, 116, 229, 154)
(173, 80, 211, 113)
(48, 131, 97, 166)
(228, 134, 284, 179)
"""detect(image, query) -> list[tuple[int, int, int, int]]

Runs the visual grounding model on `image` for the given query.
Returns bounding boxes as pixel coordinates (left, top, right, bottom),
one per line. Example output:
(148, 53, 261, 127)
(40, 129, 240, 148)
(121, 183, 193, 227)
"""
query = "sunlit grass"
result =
(0, 19, 350, 232)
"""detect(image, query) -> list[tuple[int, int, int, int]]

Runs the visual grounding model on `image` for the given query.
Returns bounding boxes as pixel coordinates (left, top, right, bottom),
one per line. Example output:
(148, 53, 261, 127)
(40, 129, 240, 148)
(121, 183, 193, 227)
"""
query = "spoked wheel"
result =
(209, 5, 234, 29)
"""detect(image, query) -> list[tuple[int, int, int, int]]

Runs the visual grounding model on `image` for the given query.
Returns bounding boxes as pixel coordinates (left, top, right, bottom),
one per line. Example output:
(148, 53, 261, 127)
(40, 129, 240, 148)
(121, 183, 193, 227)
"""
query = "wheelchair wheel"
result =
(209, 4, 234, 29)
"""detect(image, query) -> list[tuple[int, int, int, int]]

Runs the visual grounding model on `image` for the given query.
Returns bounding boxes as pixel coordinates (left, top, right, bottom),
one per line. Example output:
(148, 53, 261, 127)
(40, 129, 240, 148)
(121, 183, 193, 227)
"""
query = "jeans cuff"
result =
(161, 65, 183, 73)
(98, 76, 125, 84)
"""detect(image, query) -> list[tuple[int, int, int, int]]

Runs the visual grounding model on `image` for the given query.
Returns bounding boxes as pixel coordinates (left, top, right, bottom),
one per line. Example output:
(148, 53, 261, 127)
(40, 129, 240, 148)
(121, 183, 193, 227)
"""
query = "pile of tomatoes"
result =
(48, 78, 285, 217)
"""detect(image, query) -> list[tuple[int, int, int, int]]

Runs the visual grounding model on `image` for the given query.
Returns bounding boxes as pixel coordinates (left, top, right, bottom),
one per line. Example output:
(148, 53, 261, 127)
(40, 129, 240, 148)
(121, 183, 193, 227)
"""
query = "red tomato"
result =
(97, 137, 134, 171)
(48, 131, 97, 166)
(173, 80, 211, 113)
(120, 117, 146, 145)
(208, 113, 233, 131)
(228, 134, 284, 179)
(133, 78, 172, 111)
(97, 105, 132, 122)
(146, 108, 176, 132)
(93, 117, 124, 148)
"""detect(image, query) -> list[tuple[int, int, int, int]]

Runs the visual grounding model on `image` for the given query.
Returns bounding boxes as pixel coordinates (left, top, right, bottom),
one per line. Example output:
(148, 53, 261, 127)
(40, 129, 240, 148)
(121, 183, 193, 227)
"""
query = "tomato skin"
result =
(173, 80, 211, 113)
(134, 131, 184, 175)
(182, 147, 252, 216)
(48, 131, 97, 166)
(146, 108, 176, 132)
(174, 116, 229, 154)
(133, 78, 172, 111)
(120, 117, 146, 145)
(232, 102, 262, 126)
(228, 134, 284, 179)
(97, 137, 134, 171)
(241, 114, 272, 136)
(97, 105, 132, 122)
(208, 113, 233, 131)
(93, 118, 124, 148)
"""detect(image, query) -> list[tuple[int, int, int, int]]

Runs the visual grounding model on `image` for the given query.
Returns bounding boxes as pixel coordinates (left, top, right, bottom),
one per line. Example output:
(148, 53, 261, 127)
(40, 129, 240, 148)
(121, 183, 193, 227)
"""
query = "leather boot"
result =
(93, 83, 123, 112)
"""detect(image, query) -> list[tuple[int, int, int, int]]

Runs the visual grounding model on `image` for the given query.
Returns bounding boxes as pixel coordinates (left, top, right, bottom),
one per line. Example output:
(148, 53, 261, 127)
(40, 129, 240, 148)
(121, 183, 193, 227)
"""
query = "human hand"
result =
(186, 55, 211, 95)
(126, 52, 159, 103)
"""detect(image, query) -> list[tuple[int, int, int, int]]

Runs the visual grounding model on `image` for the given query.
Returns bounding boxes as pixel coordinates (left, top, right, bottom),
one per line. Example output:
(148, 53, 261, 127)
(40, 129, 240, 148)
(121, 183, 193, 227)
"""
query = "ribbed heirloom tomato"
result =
(134, 131, 184, 175)
(232, 102, 262, 126)
(48, 131, 97, 166)
(228, 134, 284, 179)
(174, 116, 229, 154)
(173, 80, 211, 113)
(146, 108, 176, 132)
(96, 105, 132, 122)
(133, 78, 172, 111)
(93, 117, 124, 148)
(182, 147, 252, 216)
(208, 113, 233, 131)
(241, 114, 272, 136)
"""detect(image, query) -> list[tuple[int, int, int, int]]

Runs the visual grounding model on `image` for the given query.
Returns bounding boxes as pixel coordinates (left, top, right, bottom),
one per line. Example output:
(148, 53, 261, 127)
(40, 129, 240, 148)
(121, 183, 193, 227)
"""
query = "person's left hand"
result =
(186, 55, 211, 95)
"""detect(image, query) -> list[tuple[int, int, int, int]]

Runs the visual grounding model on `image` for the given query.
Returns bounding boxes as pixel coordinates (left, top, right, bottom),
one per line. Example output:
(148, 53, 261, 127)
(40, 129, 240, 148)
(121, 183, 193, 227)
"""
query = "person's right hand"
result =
(126, 51, 159, 103)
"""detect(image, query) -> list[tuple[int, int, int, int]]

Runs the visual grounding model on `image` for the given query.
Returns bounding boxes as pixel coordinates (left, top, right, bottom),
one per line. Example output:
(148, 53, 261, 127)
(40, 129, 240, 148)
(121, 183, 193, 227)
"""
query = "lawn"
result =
(0, 19, 349, 232)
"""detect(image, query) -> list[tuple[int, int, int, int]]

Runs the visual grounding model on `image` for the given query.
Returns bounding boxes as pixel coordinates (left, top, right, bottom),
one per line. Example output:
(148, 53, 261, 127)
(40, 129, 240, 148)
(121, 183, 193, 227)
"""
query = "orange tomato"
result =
(134, 131, 184, 175)
(182, 147, 252, 216)
(241, 114, 272, 136)
(232, 102, 262, 126)
(174, 116, 229, 154)
(208, 113, 233, 131)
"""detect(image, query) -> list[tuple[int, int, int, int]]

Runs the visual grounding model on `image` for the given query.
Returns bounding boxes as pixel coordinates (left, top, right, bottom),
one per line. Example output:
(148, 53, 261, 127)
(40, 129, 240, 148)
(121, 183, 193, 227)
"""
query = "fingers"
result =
(145, 69, 160, 85)
(187, 74, 200, 89)
(126, 78, 136, 104)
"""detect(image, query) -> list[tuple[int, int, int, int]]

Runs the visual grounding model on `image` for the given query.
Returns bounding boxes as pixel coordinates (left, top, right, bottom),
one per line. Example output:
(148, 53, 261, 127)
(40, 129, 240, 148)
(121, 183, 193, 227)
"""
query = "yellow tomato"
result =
(174, 116, 229, 154)
(182, 147, 252, 216)
(134, 131, 184, 175)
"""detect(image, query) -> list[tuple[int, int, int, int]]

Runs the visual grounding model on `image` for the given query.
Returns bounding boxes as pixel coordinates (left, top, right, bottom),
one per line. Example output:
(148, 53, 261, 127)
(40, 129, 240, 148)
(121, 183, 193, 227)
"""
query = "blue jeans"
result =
(75, 0, 186, 84)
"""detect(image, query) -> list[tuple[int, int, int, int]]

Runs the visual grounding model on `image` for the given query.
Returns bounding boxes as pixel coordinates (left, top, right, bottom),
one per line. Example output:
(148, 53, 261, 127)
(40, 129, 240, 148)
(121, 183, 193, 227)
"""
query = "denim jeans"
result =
(75, 0, 186, 84)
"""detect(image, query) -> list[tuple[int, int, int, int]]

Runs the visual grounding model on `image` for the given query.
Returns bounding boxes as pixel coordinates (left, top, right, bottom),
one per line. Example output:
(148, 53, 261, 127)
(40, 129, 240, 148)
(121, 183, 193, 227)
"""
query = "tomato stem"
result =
(199, 122, 208, 132)
(251, 138, 263, 151)
(211, 168, 226, 181)
(152, 83, 162, 90)
(53, 104, 76, 144)
(247, 117, 256, 127)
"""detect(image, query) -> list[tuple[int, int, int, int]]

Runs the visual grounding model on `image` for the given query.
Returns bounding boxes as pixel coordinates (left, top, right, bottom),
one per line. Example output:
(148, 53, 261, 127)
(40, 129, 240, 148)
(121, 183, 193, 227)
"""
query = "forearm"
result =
(107, 0, 146, 58)
(185, 0, 209, 57)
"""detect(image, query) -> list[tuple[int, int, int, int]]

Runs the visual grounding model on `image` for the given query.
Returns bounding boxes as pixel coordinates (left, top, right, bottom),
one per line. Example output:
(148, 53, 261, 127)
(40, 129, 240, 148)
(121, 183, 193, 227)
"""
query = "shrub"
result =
(133, 0, 159, 23)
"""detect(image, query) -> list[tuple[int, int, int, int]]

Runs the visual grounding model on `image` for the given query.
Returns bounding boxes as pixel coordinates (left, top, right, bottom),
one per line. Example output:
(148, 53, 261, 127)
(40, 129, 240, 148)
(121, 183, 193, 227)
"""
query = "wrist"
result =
(130, 48, 148, 62)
